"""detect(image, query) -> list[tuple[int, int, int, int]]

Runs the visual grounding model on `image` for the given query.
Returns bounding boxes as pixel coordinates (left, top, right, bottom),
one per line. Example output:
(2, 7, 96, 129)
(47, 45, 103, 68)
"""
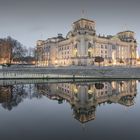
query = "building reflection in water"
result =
(36, 80, 137, 123)
(0, 80, 137, 123)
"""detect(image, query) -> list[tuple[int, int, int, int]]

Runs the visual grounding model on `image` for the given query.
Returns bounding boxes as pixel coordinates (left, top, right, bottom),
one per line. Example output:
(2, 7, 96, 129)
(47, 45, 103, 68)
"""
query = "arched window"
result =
(88, 51, 91, 58)
(75, 44, 77, 49)
(88, 43, 92, 58)
(88, 42, 92, 48)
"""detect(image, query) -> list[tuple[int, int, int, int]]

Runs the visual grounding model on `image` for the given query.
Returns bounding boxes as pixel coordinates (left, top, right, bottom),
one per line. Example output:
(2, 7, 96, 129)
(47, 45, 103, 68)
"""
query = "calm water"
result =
(0, 80, 140, 140)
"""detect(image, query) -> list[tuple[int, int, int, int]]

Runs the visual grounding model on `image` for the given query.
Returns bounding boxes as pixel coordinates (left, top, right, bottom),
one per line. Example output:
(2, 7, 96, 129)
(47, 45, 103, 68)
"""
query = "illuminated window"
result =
(88, 51, 91, 58)
(75, 44, 77, 49)
(88, 43, 92, 48)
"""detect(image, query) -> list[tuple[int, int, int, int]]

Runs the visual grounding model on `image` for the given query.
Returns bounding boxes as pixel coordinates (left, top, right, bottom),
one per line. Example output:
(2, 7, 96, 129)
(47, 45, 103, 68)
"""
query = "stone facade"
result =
(36, 18, 137, 66)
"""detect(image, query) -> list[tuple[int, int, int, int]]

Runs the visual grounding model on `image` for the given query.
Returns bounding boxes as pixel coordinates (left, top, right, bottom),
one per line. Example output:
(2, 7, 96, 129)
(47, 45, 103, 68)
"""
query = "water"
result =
(0, 80, 140, 140)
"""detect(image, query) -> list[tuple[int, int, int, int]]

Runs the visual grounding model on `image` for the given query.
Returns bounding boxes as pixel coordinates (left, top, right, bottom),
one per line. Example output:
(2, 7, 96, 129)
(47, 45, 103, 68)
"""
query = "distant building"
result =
(0, 39, 11, 64)
(36, 18, 137, 66)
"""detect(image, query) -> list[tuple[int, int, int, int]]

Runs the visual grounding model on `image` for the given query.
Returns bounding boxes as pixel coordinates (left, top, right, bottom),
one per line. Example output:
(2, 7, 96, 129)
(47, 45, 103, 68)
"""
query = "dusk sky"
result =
(0, 0, 140, 49)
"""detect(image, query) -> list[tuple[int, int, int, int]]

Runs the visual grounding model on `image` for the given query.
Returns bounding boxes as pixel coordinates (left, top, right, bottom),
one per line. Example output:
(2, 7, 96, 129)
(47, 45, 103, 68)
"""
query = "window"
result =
(112, 45, 116, 49)
(88, 51, 92, 58)
(75, 44, 77, 49)
(88, 42, 92, 48)
(88, 85, 91, 90)
(75, 52, 78, 57)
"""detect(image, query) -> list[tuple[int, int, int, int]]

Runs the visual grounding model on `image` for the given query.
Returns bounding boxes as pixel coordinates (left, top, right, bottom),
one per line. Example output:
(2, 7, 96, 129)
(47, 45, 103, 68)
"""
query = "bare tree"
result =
(4, 36, 27, 63)
(28, 47, 35, 57)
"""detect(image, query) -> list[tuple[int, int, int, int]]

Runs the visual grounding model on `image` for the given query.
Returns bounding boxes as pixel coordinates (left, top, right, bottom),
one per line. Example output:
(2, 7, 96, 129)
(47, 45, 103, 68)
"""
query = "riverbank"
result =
(0, 66, 140, 79)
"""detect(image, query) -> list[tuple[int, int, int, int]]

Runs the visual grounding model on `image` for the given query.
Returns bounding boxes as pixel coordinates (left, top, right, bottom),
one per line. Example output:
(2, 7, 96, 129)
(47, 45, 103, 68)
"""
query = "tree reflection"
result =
(0, 84, 41, 110)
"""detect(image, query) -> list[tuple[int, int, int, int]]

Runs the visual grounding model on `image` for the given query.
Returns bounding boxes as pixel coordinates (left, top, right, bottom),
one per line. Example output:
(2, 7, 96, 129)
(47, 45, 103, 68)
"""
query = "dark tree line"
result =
(3, 36, 27, 63)
(2, 36, 35, 64)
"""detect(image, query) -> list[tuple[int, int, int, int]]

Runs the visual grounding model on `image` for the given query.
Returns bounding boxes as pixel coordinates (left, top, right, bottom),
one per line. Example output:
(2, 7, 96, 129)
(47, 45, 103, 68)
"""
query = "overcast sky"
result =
(0, 0, 140, 49)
